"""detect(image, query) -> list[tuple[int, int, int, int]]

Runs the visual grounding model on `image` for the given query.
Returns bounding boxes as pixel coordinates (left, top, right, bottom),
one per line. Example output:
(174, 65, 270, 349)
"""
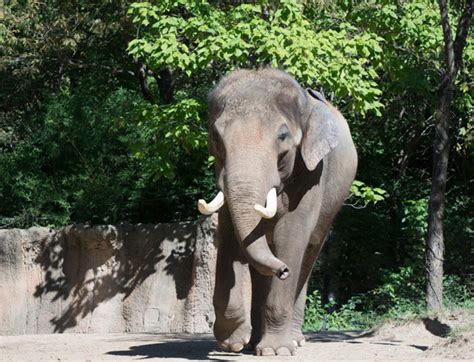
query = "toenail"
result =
(261, 347, 276, 356)
(230, 342, 244, 352)
(276, 347, 291, 356)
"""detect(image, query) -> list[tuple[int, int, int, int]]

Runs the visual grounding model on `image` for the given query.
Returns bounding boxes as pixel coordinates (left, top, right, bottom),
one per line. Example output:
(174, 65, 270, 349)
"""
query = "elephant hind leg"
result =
(292, 242, 325, 346)
(292, 280, 308, 347)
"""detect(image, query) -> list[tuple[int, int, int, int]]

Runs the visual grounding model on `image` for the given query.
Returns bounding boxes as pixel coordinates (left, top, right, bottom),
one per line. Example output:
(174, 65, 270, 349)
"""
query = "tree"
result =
(425, 0, 473, 311)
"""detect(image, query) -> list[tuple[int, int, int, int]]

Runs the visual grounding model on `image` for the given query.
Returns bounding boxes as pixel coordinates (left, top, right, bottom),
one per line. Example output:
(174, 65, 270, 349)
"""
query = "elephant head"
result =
(198, 69, 339, 280)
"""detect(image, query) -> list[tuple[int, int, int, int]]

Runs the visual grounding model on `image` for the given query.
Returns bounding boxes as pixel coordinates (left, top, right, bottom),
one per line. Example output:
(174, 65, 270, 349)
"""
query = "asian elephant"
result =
(198, 68, 357, 356)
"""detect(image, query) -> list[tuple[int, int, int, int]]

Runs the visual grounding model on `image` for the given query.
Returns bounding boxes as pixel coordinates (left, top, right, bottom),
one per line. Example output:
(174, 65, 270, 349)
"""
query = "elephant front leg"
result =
(255, 274, 299, 356)
(213, 206, 251, 352)
(255, 245, 307, 355)
(254, 214, 315, 356)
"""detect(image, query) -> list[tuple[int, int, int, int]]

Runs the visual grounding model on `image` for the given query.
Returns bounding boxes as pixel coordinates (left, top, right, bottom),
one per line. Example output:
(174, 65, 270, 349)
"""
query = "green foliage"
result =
(402, 198, 429, 238)
(127, 0, 384, 116)
(128, 96, 208, 179)
(369, 266, 425, 316)
(304, 269, 472, 331)
(304, 289, 376, 331)
(443, 275, 472, 309)
(349, 180, 388, 206)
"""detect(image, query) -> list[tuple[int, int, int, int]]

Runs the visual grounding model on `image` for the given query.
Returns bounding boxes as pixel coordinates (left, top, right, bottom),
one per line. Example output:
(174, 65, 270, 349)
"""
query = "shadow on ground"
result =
(107, 340, 215, 360)
(107, 332, 374, 360)
(422, 318, 451, 337)
(306, 330, 372, 343)
(306, 330, 430, 352)
(106, 335, 249, 361)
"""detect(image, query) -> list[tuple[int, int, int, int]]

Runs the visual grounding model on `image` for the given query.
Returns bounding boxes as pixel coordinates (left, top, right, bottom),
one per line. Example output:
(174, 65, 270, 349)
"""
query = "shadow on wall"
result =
(33, 223, 196, 332)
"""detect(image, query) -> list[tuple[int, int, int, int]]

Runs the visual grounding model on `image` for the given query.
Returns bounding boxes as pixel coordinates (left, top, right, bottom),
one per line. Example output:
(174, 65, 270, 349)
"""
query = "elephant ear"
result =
(301, 88, 339, 171)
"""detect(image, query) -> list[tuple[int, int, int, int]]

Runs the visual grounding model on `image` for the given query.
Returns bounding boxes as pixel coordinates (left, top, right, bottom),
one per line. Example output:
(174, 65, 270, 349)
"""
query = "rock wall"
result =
(0, 217, 218, 335)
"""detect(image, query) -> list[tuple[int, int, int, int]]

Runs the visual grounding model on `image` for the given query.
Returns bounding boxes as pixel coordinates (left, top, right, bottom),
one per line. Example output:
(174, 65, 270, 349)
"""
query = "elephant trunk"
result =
(225, 156, 290, 280)
(245, 237, 290, 280)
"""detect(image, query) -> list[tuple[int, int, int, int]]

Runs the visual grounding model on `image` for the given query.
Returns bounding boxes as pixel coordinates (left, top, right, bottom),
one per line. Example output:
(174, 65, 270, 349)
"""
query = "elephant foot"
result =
(255, 333, 297, 356)
(292, 330, 306, 347)
(214, 318, 251, 353)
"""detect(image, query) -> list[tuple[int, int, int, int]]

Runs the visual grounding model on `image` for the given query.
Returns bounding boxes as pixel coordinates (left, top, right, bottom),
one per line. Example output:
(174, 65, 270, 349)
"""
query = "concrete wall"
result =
(0, 217, 218, 335)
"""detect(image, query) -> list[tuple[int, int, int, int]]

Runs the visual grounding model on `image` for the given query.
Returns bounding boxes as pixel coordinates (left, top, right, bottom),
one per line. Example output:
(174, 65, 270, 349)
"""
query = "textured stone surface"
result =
(0, 217, 218, 335)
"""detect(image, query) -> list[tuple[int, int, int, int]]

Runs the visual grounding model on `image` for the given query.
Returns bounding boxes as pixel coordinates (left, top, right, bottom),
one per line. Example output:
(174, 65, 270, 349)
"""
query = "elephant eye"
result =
(277, 124, 290, 142)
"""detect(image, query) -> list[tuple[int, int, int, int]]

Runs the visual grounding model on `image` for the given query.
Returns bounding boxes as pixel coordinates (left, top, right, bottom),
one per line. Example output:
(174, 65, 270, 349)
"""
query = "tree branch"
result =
(1, 56, 136, 78)
(144, 66, 176, 104)
(397, 123, 425, 179)
(136, 60, 154, 103)
(438, 0, 455, 79)
(157, 68, 176, 104)
(65, 59, 136, 76)
(453, 0, 473, 74)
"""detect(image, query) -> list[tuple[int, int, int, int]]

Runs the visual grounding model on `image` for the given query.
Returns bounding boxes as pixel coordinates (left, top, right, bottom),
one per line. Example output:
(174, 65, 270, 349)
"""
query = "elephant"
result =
(198, 68, 357, 356)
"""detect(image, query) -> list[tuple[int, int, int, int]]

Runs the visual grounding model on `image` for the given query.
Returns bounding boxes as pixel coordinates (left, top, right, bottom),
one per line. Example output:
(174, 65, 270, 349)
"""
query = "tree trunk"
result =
(136, 60, 154, 103)
(157, 68, 176, 104)
(426, 80, 452, 311)
(426, 0, 472, 312)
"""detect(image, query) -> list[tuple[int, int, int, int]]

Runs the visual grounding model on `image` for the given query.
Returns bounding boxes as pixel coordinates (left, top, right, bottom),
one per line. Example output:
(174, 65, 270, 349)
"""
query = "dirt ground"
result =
(1, 318, 472, 361)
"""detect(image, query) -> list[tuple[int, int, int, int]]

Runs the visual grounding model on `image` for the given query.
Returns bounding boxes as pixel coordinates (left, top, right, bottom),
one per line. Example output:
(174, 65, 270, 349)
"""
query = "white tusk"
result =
(198, 191, 224, 215)
(254, 188, 277, 219)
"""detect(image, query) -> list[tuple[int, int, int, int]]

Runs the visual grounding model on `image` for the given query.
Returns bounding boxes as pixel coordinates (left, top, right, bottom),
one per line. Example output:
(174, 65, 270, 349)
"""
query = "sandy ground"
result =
(2, 323, 471, 361)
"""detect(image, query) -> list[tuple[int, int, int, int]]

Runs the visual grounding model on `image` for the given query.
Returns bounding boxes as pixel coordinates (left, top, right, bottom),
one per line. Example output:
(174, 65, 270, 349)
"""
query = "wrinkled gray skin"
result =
(208, 69, 357, 356)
